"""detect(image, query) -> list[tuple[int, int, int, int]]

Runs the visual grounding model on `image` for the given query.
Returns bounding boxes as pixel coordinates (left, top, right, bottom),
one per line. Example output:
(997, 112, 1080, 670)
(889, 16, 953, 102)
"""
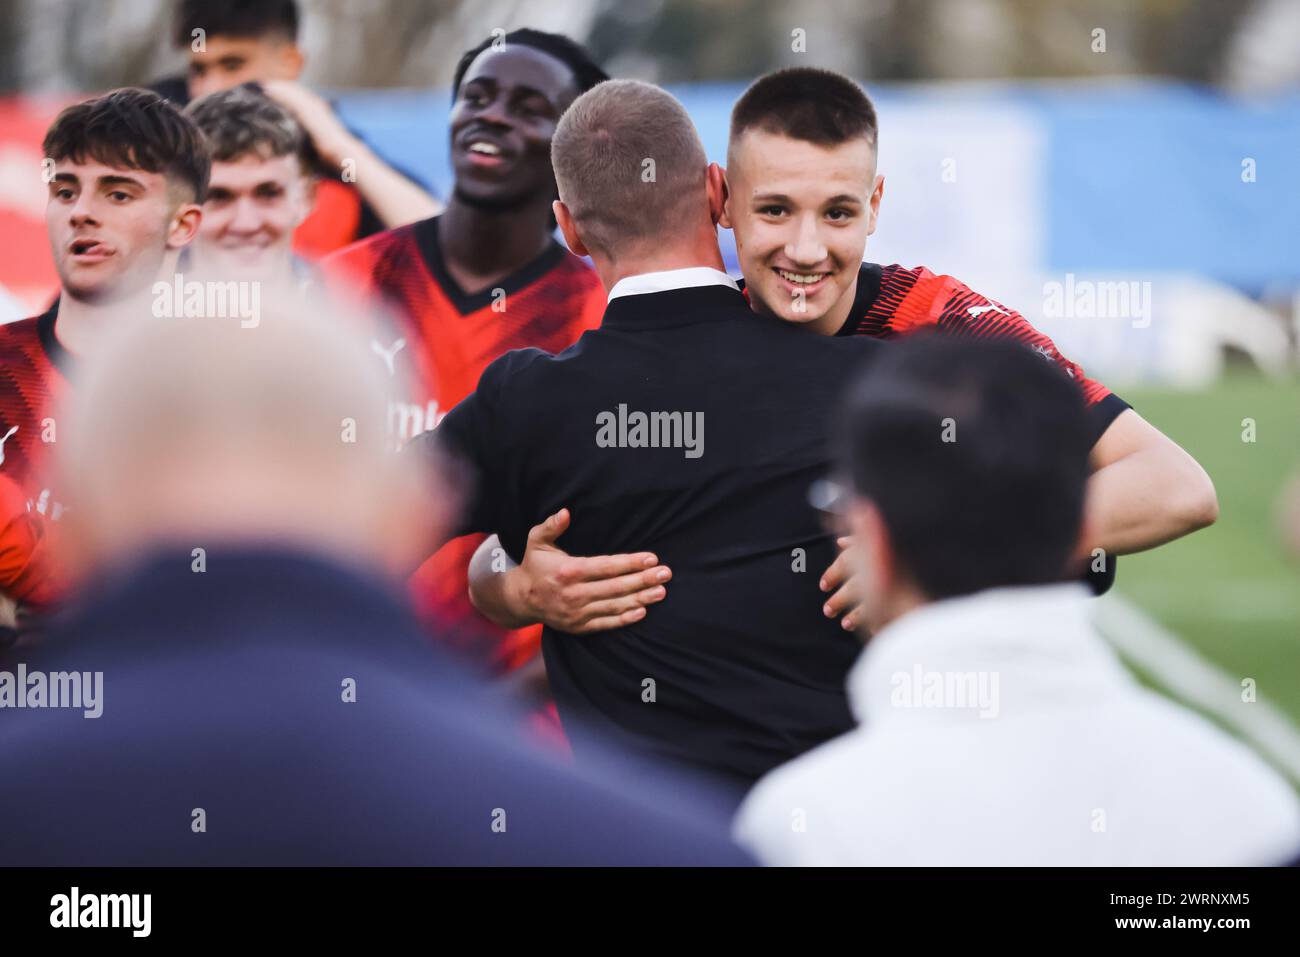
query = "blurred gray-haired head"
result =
(54, 288, 450, 581)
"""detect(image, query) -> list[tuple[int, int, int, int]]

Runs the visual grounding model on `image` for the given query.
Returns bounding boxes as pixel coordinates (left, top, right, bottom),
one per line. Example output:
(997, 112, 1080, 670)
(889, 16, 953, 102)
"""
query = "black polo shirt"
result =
(434, 281, 881, 787)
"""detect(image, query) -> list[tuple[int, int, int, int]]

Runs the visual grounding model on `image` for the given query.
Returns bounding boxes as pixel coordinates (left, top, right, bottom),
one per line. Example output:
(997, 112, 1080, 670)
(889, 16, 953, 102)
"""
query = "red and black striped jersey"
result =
(323, 216, 605, 673)
(0, 305, 70, 610)
(840, 263, 1128, 442)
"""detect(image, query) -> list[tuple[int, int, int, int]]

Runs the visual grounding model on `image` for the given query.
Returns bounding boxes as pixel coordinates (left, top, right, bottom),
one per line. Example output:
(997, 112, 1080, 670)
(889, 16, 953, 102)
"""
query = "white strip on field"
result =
(1093, 593, 1300, 784)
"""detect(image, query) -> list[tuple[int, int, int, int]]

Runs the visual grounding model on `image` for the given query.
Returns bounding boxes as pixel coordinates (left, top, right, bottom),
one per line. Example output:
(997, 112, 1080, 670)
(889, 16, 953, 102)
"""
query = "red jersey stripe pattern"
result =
(0, 307, 69, 608)
(841, 263, 1127, 438)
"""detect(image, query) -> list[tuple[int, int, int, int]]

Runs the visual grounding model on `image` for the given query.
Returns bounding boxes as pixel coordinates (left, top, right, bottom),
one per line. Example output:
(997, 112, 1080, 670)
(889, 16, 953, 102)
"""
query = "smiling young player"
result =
(168, 0, 438, 256)
(184, 84, 316, 287)
(323, 30, 609, 694)
(724, 69, 1217, 561)
(465, 67, 1218, 639)
(0, 88, 207, 633)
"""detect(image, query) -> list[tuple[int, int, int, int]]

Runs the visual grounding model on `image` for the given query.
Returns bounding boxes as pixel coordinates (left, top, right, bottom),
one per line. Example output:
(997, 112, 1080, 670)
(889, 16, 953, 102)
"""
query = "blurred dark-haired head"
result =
(837, 334, 1092, 630)
(43, 88, 208, 304)
(449, 29, 608, 213)
(175, 0, 304, 100)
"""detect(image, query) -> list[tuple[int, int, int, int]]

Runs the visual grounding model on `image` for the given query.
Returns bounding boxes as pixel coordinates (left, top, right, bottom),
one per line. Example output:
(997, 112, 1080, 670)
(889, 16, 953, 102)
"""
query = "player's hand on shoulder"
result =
(512, 509, 671, 635)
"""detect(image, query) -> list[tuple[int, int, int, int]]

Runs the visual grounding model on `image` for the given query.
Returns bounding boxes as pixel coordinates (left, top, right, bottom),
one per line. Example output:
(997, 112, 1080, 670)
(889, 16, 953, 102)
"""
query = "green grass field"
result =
(1108, 373, 1300, 737)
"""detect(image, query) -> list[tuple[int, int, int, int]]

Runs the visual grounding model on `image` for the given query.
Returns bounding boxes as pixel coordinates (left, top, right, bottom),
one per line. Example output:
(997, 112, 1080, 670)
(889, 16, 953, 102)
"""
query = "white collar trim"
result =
(607, 267, 739, 302)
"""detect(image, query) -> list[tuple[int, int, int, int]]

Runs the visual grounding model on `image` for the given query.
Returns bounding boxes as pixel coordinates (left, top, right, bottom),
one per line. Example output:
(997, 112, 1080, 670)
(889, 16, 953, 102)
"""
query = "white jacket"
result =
(734, 584, 1300, 866)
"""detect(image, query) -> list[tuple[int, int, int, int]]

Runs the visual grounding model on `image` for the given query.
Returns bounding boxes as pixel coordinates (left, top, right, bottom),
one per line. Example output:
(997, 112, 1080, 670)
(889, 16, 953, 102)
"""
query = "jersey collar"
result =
(36, 298, 72, 373)
(414, 215, 567, 315)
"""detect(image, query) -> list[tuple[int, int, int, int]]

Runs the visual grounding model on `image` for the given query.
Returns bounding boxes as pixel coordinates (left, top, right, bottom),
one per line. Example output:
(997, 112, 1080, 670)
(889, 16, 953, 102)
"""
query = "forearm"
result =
(467, 534, 536, 629)
(337, 138, 441, 228)
(1085, 447, 1218, 555)
(260, 82, 442, 229)
(466, 515, 669, 635)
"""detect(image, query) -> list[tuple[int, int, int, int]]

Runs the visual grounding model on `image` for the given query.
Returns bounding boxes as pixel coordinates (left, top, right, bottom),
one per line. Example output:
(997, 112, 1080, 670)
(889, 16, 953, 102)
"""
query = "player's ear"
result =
(867, 173, 884, 237)
(279, 42, 306, 80)
(298, 172, 319, 223)
(849, 496, 893, 638)
(167, 202, 203, 250)
(716, 164, 734, 229)
(705, 162, 726, 227)
(553, 200, 588, 256)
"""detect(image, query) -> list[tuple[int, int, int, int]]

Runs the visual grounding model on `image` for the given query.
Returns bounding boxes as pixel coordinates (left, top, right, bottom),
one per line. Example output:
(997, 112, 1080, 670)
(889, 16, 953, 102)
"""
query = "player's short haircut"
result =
(43, 87, 211, 204)
(729, 67, 878, 157)
(173, 0, 299, 48)
(551, 80, 707, 258)
(450, 28, 609, 104)
(839, 334, 1091, 600)
(185, 84, 310, 171)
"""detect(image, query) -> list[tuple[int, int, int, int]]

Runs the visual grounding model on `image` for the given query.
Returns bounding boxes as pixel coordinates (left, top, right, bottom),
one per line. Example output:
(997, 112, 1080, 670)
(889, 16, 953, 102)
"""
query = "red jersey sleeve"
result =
(863, 265, 1130, 444)
(0, 473, 59, 608)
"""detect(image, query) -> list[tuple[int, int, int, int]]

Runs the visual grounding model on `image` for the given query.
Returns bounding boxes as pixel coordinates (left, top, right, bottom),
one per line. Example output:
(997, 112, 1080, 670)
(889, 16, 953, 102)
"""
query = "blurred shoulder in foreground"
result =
(0, 291, 748, 865)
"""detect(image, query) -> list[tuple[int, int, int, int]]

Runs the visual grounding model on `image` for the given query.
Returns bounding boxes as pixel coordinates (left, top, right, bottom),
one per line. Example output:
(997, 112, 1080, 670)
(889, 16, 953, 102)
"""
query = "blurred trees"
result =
(3, 0, 1290, 93)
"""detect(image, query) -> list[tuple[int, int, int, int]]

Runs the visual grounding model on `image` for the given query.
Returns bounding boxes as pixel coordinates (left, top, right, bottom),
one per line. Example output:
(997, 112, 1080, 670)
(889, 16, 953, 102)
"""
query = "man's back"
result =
(0, 548, 749, 865)
(439, 283, 881, 786)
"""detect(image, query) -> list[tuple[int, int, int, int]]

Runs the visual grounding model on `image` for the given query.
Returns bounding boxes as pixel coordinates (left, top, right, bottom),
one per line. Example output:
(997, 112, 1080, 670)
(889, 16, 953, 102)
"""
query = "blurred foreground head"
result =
(54, 290, 450, 583)
(838, 335, 1093, 633)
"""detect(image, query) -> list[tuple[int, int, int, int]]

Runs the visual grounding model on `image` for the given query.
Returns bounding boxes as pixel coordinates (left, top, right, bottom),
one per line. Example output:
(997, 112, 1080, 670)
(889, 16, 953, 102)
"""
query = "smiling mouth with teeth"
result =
(776, 269, 828, 285)
(468, 142, 502, 156)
